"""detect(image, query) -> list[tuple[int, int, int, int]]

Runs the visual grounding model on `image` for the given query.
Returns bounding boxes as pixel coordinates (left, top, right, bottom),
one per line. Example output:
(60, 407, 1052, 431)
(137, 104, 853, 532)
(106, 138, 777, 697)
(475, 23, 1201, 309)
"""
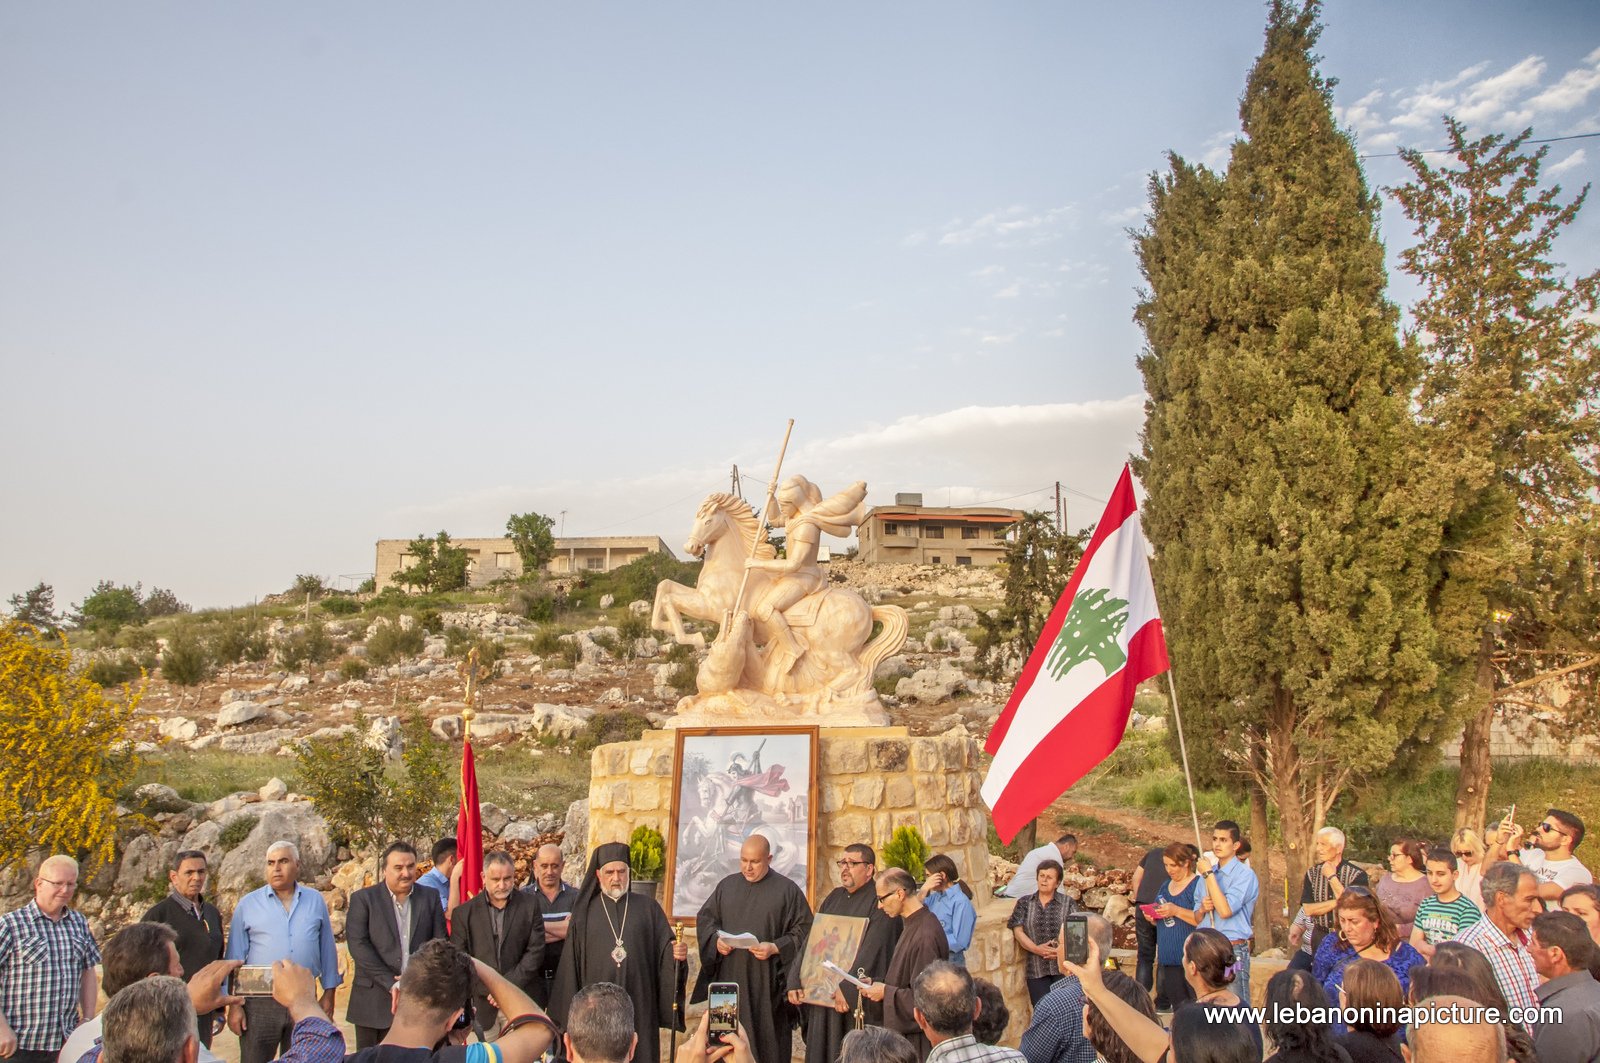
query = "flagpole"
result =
(1165, 669, 1206, 855)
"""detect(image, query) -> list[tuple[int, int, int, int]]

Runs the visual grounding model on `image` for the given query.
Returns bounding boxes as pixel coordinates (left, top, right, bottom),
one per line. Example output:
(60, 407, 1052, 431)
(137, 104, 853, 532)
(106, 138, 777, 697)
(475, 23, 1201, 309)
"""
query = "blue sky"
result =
(3, 2, 1597, 608)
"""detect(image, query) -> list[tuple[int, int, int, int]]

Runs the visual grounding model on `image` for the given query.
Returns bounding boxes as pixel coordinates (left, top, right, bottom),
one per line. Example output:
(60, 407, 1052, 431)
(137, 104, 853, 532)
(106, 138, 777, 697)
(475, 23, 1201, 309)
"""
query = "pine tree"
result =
(1135, 0, 1446, 891)
(1389, 120, 1600, 830)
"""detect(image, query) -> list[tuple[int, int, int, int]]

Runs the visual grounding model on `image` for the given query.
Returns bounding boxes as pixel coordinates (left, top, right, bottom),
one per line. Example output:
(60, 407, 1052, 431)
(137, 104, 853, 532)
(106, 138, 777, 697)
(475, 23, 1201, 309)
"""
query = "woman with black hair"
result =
(1262, 968, 1348, 1063)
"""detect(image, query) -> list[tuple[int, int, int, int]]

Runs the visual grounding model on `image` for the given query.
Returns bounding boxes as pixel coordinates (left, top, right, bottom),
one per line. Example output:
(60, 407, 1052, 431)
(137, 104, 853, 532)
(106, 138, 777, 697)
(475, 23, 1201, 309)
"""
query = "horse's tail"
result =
(856, 605, 910, 694)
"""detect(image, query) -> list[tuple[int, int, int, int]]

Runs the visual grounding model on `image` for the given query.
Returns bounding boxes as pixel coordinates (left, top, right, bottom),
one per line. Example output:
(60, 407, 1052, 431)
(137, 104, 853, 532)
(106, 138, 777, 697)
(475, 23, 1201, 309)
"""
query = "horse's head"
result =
(684, 493, 743, 559)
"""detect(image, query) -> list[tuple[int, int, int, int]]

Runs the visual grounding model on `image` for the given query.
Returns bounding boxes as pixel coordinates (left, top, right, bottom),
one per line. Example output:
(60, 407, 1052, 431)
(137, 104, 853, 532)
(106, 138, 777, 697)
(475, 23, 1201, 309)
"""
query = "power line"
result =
(1358, 130, 1600, 160)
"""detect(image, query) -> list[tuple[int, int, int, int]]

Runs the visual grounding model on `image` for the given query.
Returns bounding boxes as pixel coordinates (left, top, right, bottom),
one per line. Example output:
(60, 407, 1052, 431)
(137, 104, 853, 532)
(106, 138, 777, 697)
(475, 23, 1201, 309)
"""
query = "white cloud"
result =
(970, 264, 1005, 278)
(993, 283, 1021, 300)
(1351, 50, 1600, 152)
(979, 332, 1018, 345)
(389, 399, 1147, 547)
(1198, 130, 1236, 170)
(1549, 148, 1588, 175)
(1099, 204, 1144, 226)
(925, 205, 1080, 249)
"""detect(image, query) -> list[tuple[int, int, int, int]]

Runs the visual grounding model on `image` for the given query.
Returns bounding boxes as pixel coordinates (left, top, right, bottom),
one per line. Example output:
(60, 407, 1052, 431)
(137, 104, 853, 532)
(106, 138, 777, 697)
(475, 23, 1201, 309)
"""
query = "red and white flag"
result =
(983, 464, 1169, 843)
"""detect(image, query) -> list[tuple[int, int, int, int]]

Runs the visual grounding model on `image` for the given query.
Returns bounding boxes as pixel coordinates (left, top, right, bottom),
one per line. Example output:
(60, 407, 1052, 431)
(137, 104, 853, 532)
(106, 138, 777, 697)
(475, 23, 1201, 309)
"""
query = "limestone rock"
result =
(531, 703, 595, 740)
(158, 717, 199, 742)
(131, 783, 192, 815)
(480, 803, 511, 836)
(431, 716, 462, 741)
(213, 801, 337, 892)
(1102, 894, 1132, 927)
(628, 600, 650, 616)
(499, 821, 543, 843)
(115, 833, 175, 894)
(599, 594, 615, 609)
(217, 701, 269, 728)
(280, 675, 311, 693)
(597, 687, 626, 706)
(258, 778, 289, 802)
(218, 728, 298, 755)
(365, 716, 403, 759)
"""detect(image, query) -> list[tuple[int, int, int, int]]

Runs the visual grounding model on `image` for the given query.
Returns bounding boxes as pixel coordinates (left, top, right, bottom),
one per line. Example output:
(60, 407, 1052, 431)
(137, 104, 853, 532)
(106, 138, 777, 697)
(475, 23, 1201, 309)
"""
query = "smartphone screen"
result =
(233, 965, 274, 996)
(1063, 914, 1089, 966)
(708, 982, 739, 1041)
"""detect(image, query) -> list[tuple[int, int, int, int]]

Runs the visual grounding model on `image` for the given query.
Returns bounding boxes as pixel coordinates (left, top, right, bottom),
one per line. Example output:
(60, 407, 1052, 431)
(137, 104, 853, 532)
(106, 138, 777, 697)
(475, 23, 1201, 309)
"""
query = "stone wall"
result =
(586, 725, 1036, 1045)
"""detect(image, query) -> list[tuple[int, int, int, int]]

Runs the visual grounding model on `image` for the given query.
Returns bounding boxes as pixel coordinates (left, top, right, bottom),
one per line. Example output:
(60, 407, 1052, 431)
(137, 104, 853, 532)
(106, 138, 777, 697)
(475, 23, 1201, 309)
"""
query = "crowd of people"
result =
(0, 805, 1596, 1063)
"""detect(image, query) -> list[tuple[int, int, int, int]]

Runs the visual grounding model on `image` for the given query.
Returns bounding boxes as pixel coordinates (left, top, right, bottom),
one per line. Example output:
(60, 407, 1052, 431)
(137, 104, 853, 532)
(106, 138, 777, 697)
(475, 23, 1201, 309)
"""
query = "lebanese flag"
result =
(983, 465, 1169, 843)
(456, 738, 484, 904)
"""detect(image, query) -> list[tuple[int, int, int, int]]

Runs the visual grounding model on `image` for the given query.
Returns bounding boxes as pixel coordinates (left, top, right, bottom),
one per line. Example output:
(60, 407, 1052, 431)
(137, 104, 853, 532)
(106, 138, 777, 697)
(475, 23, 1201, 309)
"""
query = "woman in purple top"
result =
(1374, 837, 1431, 941)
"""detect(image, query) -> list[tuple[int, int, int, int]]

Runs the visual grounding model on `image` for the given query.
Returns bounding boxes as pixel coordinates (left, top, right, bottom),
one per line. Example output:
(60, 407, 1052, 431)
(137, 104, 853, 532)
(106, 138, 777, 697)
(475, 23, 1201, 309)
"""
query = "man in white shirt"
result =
(1492, 808, 1593, 910)
(59, 923, 237, 1063)
(999, 835, 1078, 899)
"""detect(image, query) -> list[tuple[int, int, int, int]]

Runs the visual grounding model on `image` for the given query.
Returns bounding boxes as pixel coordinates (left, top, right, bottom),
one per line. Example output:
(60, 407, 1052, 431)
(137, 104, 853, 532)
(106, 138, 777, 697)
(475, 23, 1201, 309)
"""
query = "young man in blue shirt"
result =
(1196, 820, 1259, 1006)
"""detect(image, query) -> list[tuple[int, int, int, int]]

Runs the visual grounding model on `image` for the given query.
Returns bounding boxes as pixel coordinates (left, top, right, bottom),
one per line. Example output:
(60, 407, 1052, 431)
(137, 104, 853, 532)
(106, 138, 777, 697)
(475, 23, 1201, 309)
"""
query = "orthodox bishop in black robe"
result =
(785, 871, 900, 1063)
(550, 843, 686, 1063)
(692, 837, 813, 1063)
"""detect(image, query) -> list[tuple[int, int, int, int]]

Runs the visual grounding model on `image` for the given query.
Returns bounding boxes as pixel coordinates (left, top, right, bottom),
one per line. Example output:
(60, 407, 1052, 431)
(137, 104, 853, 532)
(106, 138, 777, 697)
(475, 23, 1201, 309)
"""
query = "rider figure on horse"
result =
(744, 475, 867, 661)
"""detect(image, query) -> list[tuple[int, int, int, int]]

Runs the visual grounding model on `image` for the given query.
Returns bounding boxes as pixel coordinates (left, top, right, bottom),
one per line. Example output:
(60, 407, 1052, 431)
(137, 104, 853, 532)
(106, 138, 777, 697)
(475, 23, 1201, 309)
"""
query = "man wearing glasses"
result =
(1492, 808, 1593, 910)
(785, 845, 901, 1063)
(858, 868, 949, 1063)
(0, 856, 101, 1063)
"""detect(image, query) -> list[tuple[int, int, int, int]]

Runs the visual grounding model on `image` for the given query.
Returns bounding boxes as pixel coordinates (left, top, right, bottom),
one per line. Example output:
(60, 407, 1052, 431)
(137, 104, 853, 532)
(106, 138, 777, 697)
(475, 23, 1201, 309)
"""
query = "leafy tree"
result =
(505, 513, 557, 578)
(141, 587, 189, 618)
(292, 574, 326, 599)
(1133, 0, 1446, 892)
(208, 613, 271, 666)
(293, 713, 453, 850)
(394, 532, 471, 594)
(6, 583, 58, 637)
(277, 619, 335, 671)
(1389, 119, 1600, 829)
(366, 619, 425, 665)
(0, 620, 143, 870)
(160, 629, 214, 686)
(973, 513, 1088, 680)
(72, 581, 146, 635)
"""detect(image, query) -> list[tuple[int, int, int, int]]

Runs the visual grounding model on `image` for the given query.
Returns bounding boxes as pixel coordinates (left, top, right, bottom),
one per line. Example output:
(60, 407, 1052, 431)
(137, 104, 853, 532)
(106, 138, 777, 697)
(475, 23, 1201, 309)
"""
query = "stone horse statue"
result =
(652, 490, 907, 722)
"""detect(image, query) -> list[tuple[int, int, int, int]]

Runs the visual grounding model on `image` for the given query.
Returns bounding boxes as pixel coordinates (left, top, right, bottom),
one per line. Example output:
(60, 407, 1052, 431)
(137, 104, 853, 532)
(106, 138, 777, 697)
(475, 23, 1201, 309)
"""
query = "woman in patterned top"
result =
(1007, 859, 1077, 1004)
(1312, 889, 1424, 1034)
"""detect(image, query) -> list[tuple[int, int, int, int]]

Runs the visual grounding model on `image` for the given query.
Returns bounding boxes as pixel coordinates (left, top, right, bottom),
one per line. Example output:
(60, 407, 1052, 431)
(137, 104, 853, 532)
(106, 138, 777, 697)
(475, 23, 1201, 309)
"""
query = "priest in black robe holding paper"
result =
(549, 842, 687, 1063)
(692, 835, 813, 1063)
(786, 842, 901, 1063)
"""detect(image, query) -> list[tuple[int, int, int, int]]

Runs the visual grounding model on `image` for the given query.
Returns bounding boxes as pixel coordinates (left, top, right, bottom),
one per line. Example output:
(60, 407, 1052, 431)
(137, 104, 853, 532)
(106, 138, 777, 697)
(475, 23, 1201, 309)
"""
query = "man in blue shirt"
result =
(224, 841, 342, 1063)
(1196, 820, 1259, 1006)
(416, 839, 457, 914)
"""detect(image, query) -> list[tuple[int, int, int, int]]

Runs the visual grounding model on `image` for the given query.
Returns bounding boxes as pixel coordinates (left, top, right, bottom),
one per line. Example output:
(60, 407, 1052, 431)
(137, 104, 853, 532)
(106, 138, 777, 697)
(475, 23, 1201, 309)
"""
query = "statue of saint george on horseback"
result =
(651, 473, 908, 727)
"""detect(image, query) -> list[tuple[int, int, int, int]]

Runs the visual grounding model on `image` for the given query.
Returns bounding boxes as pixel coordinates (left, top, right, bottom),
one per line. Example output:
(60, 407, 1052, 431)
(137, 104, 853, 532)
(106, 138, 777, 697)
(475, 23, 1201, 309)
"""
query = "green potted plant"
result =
(629, 824, 666, 898)
(882, 825, 930, 881)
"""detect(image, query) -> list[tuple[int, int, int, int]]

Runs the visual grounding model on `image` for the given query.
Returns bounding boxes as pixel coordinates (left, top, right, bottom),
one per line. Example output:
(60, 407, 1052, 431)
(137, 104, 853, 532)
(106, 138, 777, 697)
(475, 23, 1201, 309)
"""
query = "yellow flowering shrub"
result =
(0, 621, 143, 871)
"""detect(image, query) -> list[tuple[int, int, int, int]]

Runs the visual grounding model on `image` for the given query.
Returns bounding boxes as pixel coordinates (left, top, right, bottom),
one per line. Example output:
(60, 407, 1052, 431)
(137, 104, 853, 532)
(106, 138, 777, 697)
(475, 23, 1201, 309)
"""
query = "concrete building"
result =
(373, 534, 673, 591)
(855, 494, 1024, 566)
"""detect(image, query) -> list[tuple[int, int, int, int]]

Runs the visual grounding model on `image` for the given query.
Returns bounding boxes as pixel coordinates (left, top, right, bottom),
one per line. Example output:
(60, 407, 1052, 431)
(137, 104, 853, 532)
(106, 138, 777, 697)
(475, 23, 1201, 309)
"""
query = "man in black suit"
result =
(142, 849, 226, 1047)
(344, 841, 448, 1049)
(450, 850, 544, 1039)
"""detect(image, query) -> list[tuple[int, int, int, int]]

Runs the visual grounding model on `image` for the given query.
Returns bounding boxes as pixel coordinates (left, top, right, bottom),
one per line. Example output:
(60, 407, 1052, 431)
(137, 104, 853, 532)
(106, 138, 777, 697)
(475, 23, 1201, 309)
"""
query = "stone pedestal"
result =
(585, 724, 1033, 1045)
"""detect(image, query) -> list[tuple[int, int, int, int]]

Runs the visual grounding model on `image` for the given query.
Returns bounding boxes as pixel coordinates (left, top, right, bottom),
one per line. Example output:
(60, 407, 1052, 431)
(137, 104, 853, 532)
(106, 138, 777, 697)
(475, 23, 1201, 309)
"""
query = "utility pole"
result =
(730, 464, 743, 499)
(1055, 482, 1063, 534)
(559, 510, 567, 538)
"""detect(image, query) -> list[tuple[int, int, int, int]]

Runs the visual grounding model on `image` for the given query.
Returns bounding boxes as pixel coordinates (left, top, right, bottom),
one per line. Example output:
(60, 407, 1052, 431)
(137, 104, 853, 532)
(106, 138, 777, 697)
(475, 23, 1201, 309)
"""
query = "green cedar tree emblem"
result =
(1046, 587, 1129, 680)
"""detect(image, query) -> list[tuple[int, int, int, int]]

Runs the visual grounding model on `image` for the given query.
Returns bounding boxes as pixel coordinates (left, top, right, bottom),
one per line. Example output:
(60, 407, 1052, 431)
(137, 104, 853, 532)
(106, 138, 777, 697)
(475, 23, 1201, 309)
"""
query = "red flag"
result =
(982, 465, 1170, 842)
(456, 737, 483, 904)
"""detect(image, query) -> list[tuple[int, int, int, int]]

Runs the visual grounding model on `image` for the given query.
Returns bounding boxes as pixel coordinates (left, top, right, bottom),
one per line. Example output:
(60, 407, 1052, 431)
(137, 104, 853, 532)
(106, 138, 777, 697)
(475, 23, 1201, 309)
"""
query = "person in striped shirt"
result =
(1411, 850, 1482, 958)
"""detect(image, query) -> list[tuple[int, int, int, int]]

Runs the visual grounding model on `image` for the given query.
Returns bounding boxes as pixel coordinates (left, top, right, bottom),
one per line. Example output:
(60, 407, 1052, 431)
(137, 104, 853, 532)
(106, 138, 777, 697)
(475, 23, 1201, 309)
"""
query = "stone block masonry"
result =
(586, 725, 1034, 1043)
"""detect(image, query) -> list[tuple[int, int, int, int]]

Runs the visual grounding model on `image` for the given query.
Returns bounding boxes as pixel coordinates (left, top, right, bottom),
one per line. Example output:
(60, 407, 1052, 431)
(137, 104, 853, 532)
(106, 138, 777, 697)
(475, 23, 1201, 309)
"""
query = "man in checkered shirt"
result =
(0, 856, 101, 1063)
(1452, 860, 1543, 1031)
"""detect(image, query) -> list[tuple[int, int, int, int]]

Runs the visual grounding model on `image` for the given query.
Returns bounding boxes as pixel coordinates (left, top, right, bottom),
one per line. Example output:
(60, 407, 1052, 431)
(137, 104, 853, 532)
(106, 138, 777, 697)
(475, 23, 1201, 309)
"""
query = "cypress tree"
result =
(1135, 0, 1445, 889)
(1389, 120, 1600, 830)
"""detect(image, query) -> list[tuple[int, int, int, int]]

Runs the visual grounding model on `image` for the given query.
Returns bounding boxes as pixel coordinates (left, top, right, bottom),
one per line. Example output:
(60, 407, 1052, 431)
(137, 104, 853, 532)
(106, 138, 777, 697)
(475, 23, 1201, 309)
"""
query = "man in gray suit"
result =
(344, 842, 447, 1049)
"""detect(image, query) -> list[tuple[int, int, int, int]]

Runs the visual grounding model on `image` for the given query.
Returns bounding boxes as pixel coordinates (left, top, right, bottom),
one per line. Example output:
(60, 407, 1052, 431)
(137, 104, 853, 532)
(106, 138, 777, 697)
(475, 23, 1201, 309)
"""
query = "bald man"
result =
(1404, 996, 1507, 1063)
(693, 836, 813, 1063)
(521, 843, 576, 1007)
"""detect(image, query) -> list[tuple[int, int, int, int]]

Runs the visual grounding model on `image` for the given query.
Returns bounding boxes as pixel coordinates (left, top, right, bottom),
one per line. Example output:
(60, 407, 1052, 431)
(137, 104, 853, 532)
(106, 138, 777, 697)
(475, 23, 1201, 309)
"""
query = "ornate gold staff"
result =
(457, 647, 480, 740)
(670, 921, 687, 1055)
(854, 967, 867, 1030)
